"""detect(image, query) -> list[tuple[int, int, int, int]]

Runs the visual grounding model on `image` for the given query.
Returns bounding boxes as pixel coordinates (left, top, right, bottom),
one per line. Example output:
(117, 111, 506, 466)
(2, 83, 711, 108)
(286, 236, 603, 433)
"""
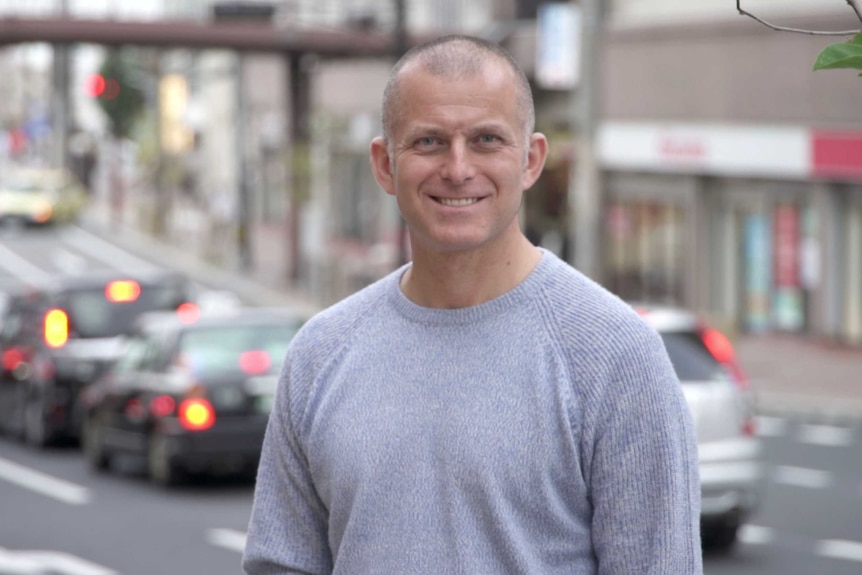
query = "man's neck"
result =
(400, 236, 542, 309)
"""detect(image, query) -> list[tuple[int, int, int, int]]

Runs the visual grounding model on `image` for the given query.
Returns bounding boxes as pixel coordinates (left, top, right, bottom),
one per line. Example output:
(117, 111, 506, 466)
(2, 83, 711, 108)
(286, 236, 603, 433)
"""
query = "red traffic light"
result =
(85, 74, 120, 100)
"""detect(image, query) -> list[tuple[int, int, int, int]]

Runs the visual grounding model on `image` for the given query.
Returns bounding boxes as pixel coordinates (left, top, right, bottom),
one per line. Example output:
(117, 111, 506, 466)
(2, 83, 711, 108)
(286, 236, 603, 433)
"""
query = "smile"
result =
(435, 197, 479, 207)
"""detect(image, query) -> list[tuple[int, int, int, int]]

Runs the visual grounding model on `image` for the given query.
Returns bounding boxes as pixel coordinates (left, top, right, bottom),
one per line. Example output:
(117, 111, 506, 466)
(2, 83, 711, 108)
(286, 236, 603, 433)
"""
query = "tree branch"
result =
(737, 0, 861, 36)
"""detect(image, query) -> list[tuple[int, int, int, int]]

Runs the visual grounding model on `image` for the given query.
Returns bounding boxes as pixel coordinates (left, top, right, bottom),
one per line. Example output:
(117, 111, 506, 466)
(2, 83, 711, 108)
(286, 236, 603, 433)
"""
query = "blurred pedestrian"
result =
(243, 34, 702, 575)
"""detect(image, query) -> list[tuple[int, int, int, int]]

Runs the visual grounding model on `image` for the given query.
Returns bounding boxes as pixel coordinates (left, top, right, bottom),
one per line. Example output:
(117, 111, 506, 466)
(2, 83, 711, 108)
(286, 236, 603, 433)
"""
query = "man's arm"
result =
(242, 358, 332, 575)
(588, 327, 703, 575)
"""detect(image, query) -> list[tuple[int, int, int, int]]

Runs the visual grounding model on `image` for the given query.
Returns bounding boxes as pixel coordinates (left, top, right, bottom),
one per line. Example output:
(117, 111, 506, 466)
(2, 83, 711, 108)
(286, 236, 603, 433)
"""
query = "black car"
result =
(0, 270, 199, 446)
(79, 306, 303, 486)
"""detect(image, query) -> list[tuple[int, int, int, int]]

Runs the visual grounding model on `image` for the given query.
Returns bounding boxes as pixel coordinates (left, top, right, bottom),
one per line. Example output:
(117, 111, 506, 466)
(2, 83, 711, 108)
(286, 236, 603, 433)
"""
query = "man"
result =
(243, 35, 702, 574)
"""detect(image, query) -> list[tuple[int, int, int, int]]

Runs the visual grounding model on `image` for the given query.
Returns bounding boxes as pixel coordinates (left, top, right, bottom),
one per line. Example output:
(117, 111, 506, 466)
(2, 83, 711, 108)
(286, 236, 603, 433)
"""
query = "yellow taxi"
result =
(0, 167, 89, 226)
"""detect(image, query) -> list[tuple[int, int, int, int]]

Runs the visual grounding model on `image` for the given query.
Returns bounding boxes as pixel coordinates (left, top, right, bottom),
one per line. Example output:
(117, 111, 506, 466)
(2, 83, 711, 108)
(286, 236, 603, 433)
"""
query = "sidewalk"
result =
(78, 199, 862, 421)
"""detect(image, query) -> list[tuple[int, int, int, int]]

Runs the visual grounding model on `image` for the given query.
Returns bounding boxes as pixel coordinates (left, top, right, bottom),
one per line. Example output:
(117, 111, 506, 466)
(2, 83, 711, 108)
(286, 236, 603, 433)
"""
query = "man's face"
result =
(371, 61, 546, 256)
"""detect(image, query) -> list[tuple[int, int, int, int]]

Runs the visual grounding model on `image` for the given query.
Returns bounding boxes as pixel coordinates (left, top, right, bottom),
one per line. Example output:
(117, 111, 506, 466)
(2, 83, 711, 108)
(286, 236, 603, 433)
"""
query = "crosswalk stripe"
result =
(816, 539, 862, 563)
(206, 528, 247, 554)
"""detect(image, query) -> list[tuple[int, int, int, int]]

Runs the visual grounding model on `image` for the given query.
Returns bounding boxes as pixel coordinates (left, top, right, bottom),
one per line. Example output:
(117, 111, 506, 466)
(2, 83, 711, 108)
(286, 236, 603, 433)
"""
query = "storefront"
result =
(598, 122, 862, 343)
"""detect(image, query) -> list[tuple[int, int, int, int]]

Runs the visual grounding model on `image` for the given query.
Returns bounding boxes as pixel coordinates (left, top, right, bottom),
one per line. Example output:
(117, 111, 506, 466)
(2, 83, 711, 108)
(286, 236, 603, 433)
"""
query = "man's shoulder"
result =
(289, 270, 396, 356)
(537, 253, 656, 352)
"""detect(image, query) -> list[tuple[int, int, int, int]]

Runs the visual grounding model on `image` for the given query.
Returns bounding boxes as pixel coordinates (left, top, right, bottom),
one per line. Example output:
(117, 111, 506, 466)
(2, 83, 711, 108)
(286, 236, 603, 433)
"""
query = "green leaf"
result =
(813, 33, 862, 72)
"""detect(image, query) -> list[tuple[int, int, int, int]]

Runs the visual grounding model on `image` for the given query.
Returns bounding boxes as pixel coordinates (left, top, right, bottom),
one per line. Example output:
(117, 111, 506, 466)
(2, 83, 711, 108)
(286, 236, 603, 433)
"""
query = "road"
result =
(0, 224, 860, 574)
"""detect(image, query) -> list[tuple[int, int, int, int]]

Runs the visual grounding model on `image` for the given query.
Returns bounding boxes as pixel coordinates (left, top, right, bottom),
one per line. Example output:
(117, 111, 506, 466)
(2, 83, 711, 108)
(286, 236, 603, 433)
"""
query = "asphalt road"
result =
(0, 224, 860, 575)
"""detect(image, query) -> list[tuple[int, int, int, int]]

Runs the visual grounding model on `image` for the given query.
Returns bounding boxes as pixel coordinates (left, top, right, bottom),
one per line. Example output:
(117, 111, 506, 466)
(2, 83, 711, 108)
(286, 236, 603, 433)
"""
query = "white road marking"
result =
(206, 529, 245, 553)
(816, 539, 862, 563)
(0, 547, 116, 575)
(772, 465, 832, 489)
(755, 415, 787, 437)
(206, 528, 247, 554)
(53, 248, 89, 274)
(62, 226, 161, 274)
(797, 423, 856, 447)
(0, 456, 91, 505)
(738, 524, 775, 545)
(0, 242, 53, 285)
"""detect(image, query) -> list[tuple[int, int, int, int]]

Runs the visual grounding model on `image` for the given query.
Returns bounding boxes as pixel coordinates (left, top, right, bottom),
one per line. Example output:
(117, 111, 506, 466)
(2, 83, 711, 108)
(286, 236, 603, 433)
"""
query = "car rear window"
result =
(659, 331, 731, 383)
(178, 323, 300, 378)
(63, 283, 190, 338)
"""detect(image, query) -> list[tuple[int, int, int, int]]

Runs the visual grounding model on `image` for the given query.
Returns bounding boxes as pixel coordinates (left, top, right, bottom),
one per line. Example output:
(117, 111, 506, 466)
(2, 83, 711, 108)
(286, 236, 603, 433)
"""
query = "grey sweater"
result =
(243, 250, 702, 574)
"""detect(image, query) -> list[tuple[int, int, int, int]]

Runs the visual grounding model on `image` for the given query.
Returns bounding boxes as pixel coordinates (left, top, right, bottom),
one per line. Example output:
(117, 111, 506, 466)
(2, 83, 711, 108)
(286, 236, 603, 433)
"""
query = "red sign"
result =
(811, 130, 862, 179)
(773, 205, 799, 288)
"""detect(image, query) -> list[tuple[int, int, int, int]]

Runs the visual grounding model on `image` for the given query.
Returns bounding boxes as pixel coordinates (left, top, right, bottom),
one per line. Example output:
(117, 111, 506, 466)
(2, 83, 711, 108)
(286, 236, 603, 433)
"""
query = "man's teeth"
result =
(438, 197, 478, 206)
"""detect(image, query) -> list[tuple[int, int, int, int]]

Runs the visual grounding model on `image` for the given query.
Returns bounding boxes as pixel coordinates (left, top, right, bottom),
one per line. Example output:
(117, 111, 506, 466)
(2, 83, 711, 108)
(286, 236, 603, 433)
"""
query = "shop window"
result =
(604, 201, 683, 304)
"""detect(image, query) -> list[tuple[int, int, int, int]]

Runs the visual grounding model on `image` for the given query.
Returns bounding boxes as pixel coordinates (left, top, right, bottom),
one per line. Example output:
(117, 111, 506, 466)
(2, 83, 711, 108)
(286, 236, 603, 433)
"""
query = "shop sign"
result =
(811, 131, 862, 179)
(598, 122, 809, 178)
(536, 2, 580, 90)
(772, 204, 804, 331)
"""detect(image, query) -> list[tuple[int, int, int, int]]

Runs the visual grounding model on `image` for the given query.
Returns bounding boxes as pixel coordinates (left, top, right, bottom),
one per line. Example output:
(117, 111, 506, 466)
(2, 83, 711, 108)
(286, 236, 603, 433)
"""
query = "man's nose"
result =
(440, 141, 475, 184)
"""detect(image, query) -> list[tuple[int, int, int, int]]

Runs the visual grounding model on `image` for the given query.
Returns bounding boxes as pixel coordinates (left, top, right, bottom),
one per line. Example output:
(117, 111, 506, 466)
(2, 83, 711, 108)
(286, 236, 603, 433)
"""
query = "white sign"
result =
(536, 3, 581, 90)
(598, 122, 810, 179)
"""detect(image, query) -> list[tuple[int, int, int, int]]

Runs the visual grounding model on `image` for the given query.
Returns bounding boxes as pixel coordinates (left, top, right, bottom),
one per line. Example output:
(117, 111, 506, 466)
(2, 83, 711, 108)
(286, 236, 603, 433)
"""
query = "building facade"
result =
(594, 1, 862, 344)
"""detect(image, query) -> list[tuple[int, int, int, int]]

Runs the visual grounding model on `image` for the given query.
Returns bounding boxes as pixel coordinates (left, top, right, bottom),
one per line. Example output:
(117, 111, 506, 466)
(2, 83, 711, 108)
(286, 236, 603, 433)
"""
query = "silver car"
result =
(634, 303, 765, 553)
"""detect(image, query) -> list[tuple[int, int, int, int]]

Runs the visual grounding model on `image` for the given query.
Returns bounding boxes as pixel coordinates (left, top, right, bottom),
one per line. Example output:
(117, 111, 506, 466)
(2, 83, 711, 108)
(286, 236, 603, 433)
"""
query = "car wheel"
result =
(702, 518, 740, 554)
(24, 397, 51, 448)
(82, 415, 111, 472)
(147, 432, 186, 487)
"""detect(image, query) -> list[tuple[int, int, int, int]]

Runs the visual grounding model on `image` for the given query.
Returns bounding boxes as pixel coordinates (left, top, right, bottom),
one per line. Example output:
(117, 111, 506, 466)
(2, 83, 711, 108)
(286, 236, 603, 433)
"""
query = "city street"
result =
(0, 223, 860, 574)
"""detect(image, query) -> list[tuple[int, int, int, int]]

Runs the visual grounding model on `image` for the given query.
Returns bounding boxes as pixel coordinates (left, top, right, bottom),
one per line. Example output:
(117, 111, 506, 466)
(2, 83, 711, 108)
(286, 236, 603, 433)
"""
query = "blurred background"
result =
(0, 1, 861, 574)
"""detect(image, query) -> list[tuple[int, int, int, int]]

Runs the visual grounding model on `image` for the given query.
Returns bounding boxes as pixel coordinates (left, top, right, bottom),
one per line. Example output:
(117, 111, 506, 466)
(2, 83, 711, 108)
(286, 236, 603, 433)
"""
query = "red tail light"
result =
(700, 326, 748, 389)
(176, 302, 200, 324)
(178, 398, 215, 431)
(239, 350, 271, 375)
(44, 309, 69, 348)
(149, 395, 176, 418)
(2, 348, 23, 371)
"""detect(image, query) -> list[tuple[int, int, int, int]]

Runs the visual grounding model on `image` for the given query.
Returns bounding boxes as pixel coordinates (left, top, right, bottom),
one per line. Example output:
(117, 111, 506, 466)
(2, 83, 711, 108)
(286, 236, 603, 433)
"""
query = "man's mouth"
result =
(434, 197, 479, 207)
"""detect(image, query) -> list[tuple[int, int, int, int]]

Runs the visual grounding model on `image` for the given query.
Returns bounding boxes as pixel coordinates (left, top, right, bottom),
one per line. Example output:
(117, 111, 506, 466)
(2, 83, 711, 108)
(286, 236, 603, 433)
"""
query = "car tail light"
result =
(178, 398, 215, 431)
(2, 348, 23, 371)
(700, 326, 748, 388)
(239, 350, 271, 375)
(149, 395, 176, 418)
(105, 280, 141, 303)
(176, 302, 200, 324)
(44, 309, 69, 348)
(124, 398, 147, 421)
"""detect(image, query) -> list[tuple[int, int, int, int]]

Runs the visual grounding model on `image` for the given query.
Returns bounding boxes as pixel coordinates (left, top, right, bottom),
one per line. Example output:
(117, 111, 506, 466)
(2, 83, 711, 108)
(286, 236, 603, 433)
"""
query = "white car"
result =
(635, 303, 765, 553)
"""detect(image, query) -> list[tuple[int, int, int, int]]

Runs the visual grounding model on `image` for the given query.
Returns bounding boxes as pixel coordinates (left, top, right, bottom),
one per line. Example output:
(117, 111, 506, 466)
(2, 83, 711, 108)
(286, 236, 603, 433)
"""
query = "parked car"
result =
(79, 306, 303, 486)
(634, 303, 764, 553)
(0, 167, 88, 227)
(0, 270, 200, 446)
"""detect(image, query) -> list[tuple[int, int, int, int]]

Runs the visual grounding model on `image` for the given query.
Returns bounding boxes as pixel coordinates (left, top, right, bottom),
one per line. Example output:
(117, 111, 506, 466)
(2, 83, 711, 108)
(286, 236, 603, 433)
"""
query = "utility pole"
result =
(394, 0, 409, 266)
(51, 0, 70, 171)
(568, 0, 603, 281)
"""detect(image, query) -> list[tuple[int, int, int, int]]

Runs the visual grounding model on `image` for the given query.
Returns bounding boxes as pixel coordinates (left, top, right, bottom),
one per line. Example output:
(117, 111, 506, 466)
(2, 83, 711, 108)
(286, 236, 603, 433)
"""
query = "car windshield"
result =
(659, 331, 731, 383)
(178, 324, 299, 378)
(63, 283, 190, 338)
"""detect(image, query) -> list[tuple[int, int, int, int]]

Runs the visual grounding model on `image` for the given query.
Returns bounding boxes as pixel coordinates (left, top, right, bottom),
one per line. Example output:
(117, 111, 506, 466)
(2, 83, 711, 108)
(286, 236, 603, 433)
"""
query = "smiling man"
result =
(243, 35, 703, 575)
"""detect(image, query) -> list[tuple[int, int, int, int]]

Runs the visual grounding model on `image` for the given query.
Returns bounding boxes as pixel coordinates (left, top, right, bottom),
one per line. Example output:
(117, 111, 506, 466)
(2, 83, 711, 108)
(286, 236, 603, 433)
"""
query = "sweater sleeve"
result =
(587, 325, 703, 575)
(242, 344, 333, 575)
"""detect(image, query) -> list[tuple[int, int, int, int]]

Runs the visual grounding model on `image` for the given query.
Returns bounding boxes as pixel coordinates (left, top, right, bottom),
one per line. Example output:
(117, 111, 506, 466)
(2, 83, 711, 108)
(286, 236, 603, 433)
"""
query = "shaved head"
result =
(381, 35, 535, 148)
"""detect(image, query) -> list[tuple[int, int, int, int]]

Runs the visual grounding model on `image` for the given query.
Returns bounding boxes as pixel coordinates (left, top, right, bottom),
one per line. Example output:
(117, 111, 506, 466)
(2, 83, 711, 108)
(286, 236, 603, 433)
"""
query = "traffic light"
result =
(85, 73, 120, 100)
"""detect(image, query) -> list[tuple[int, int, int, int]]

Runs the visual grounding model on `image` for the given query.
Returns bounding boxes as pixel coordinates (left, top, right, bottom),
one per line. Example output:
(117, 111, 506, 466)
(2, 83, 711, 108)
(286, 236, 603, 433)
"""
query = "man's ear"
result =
(370, 136, 396, 196)
(522, 133, 549, 191)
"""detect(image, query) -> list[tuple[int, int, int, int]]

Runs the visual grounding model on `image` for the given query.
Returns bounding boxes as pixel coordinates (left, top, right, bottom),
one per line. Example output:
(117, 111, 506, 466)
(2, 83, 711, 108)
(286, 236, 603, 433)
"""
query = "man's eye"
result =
(416, 137, 438, 147)
(477, 134, 500, 144)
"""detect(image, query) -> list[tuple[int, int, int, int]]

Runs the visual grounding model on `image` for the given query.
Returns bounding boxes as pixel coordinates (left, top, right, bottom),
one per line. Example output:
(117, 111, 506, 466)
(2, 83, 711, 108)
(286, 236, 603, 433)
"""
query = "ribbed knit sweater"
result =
(243, 250, 702, 575)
